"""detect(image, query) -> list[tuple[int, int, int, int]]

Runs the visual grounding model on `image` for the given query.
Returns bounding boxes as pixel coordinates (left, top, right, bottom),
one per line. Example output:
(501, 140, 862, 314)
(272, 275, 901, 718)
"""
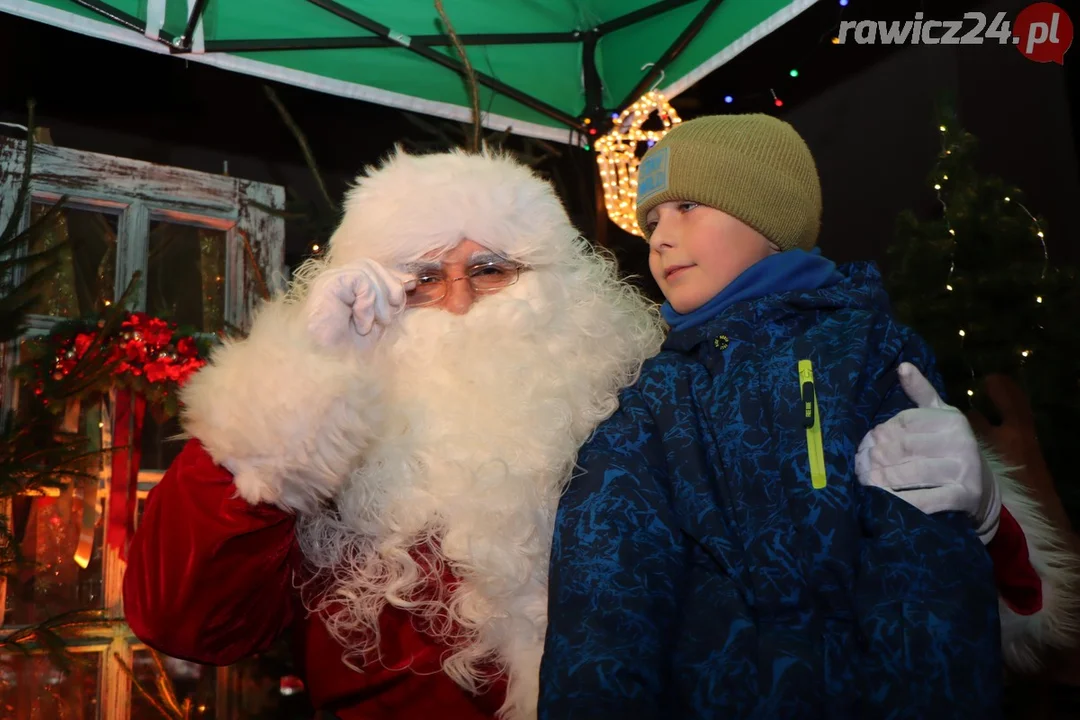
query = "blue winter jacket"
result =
(539, 262, 1001, 719)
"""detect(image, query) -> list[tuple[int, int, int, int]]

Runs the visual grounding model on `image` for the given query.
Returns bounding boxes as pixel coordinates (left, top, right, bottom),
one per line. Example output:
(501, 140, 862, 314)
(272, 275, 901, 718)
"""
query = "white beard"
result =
(295, 257, 665, 719)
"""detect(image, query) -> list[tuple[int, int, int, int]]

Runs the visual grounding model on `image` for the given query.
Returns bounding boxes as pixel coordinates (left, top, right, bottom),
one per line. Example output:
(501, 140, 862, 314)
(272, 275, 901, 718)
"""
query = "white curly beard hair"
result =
(294, 238, 665, 720)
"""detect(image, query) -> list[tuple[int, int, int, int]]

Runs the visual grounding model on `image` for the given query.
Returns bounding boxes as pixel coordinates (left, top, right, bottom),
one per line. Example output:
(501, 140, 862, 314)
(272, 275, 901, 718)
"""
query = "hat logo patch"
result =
(637, 146, 670, 203)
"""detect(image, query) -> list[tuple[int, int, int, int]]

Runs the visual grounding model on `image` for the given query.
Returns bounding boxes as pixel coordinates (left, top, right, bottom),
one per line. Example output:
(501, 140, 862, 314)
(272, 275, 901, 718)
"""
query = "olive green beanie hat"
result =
(635, 113, 822, 252)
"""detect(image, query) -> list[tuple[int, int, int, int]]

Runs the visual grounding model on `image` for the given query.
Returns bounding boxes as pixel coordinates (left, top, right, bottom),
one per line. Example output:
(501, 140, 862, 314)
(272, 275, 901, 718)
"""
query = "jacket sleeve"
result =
(867, 329, 1080, 671)
(868, 330, 947, 427)
(538, 389, 685, 719)
(123, 438, 300, 666)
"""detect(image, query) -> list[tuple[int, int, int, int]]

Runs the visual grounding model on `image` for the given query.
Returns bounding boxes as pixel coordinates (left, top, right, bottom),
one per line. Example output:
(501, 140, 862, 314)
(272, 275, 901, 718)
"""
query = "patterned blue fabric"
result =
(539, 262, 1002, 719)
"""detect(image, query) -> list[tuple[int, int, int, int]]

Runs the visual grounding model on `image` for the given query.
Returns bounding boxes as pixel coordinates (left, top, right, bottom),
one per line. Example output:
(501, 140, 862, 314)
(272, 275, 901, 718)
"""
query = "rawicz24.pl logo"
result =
(836, 2, 1073, 64)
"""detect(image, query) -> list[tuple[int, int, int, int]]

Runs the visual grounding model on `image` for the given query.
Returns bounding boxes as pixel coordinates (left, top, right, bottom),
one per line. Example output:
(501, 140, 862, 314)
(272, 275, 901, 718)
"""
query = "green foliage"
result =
(0, 105, 112, 511)
(885, 104, 1080, 520)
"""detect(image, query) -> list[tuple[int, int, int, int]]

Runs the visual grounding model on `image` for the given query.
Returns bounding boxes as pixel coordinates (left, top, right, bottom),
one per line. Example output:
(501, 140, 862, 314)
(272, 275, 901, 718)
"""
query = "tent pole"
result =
(306, 0, 588, 133)
(70, 0, 178, 44)
(582, 30, 604, 123)
(595, 0, 698, 37)
(616, 0, 725, 110)
(176, 0, 211, 51)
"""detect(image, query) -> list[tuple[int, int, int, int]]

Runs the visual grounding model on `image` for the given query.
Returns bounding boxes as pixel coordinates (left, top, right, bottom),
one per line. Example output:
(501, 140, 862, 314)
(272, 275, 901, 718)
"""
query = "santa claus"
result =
(124, 148, 1076, 720)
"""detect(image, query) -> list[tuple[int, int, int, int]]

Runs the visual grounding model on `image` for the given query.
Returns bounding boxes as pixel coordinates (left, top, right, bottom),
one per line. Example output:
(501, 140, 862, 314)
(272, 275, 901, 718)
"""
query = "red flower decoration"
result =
(176, 337, 197, 357)
(32, 310, 210, 421)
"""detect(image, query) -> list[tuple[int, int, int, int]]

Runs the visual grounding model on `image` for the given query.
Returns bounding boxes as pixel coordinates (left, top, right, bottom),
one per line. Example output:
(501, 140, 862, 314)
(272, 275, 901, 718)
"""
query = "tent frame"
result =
(68, 0, 727, 134)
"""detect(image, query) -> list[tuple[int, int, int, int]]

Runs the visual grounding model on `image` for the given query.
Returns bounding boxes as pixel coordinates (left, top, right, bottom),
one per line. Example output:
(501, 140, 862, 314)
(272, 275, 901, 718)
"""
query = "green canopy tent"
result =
(0, 0, 819, 144)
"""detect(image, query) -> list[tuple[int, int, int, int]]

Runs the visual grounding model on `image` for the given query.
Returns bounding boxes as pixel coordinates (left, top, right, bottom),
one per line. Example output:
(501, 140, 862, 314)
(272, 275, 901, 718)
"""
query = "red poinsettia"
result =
(47, 311, 208, 391)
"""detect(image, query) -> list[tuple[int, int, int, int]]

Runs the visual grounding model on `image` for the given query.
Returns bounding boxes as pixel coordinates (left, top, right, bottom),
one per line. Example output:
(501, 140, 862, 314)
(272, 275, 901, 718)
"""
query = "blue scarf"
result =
(661, 248, 845, 333)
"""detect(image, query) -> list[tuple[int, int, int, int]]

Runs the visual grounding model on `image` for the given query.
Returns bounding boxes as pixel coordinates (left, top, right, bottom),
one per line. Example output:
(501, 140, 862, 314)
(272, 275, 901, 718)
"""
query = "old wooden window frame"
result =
(0, 136, 285, 719)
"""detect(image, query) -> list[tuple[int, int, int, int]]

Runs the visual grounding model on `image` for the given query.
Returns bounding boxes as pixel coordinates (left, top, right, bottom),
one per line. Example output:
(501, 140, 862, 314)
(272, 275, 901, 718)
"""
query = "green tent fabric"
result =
(0, 0, 819, 143)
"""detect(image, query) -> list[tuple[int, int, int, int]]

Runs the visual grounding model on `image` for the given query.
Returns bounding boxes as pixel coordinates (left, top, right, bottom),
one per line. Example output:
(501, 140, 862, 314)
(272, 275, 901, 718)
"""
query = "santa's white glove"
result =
(856, 362, 1002, 544)
(304, 259, 415, 350)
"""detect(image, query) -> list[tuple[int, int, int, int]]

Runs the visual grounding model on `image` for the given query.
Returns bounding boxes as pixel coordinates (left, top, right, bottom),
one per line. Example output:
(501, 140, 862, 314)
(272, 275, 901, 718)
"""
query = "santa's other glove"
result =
(304, 259, 415, 350)
(856, 362, 1002, 544)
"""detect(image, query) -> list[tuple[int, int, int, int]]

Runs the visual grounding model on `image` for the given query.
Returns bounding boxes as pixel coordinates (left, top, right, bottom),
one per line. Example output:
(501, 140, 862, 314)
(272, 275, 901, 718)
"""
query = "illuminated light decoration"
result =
(790, 69, 799, 77)
(832, 36, 840, 44)
(594, 90, 682, 237)
(839, 0, 848, 6)
(724, 95, 734, 103)
(770, 88, 783, 107)
(967, 389, 974, 397)
(311, 243, 320, 252)
(958, 329, 966, 337)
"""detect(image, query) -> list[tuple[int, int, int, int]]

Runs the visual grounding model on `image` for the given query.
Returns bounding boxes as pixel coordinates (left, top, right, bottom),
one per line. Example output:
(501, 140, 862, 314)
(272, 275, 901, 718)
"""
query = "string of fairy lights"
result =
(933, 121, 1051, 395)
(593, 91, 683, 236)
(592, 0, 854, 236)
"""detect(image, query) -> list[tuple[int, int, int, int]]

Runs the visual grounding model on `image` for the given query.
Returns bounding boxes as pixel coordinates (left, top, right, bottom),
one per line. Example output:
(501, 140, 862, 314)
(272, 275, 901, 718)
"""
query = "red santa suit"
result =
(125, 438, 507, 718)
(123, 149, 1076, 719)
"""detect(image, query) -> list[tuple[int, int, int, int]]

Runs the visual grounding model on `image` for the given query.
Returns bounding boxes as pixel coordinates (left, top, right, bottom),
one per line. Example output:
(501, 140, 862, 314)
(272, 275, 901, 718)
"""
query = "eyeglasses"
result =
(404, 260, 526, 308)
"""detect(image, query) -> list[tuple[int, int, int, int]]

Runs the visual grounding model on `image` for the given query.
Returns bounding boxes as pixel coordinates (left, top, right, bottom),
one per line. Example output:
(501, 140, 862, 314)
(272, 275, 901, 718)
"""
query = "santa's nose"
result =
(442, 277, 477, 315)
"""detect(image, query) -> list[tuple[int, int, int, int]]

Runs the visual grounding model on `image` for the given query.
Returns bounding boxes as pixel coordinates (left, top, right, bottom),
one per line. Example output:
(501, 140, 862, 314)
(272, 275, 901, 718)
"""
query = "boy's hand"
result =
(856, 362, 1002, 544)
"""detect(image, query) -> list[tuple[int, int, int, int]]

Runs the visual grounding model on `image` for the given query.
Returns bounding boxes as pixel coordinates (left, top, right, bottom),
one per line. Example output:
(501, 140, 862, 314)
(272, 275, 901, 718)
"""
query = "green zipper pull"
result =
(798, 359, 827, 490)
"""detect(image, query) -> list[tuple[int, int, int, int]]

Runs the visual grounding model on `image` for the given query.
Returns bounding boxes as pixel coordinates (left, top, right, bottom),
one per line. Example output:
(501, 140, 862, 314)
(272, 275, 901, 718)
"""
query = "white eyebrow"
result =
(400, 259, 442, 275)
(400, 251, 509, 275)
(467, 251, 508, 265)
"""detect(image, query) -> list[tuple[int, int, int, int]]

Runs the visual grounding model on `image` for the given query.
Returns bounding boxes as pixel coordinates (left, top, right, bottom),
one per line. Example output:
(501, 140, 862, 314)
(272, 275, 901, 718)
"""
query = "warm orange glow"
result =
(594, 91, 682, 237)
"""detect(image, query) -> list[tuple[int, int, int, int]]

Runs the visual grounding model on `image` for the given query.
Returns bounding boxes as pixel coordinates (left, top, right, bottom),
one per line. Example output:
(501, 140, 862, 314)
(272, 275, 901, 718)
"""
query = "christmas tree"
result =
(0, 103, 118, 670)
(885, 105, 1080, 524)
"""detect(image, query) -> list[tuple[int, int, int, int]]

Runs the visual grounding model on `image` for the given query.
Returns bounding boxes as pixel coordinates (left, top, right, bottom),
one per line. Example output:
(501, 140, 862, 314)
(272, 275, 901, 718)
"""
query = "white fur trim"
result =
(179, 298, 385, 514)
(324, 147, 581, 272)
(986, 443, 1080, 672)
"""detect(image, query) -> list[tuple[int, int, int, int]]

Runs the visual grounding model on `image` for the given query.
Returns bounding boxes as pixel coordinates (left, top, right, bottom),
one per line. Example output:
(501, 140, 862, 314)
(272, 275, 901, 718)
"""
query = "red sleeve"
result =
(986, 505, 1044, 616)
(123, 438, 300, 665)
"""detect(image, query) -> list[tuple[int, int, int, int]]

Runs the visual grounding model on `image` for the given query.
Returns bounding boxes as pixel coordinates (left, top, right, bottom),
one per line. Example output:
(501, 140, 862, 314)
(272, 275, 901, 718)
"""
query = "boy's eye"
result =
(677, 201, 699, 213)
(644, 221, 658, 234)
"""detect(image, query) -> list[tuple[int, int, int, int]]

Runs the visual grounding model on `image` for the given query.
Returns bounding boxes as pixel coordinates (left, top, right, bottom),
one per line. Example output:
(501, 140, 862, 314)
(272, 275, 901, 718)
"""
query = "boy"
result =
(538, 115, 1003, 718)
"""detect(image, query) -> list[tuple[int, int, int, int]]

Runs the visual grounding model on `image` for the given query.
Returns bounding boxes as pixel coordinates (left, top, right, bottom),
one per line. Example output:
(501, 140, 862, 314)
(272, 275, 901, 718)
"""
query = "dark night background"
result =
(2, 0, 1076, 302)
